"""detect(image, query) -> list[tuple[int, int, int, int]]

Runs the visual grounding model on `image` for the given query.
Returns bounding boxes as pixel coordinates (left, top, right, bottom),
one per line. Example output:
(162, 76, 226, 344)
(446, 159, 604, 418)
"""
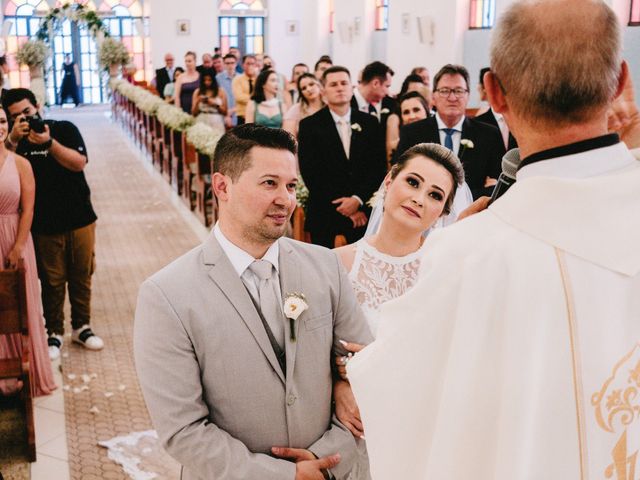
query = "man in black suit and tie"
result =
(351, 61, 399, 138)
(299, 66, 387, 248)
(154, 53, 175, 99)
(396, 64, 505, 199)
(475, 67, 518, 150)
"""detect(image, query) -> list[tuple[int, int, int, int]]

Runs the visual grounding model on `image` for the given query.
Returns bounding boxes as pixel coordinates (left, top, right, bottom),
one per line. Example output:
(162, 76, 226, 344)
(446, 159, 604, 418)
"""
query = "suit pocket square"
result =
(304, 312, 333, 331)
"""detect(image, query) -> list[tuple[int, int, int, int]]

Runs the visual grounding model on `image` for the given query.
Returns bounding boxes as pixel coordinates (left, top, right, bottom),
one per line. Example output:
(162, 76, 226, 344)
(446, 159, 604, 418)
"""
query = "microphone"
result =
(489, 148, 521, 204)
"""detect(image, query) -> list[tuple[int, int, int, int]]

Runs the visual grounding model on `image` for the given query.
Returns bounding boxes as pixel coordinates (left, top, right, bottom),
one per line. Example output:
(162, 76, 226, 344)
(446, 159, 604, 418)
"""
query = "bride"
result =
(332, 142, 464, 479)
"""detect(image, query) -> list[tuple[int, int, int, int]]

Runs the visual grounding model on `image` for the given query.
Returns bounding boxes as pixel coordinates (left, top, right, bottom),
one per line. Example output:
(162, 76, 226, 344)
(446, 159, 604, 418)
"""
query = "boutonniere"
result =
(351, 123, 362, 132)
(380, 108, 390, 115)
(460, 139, 474, 158)
(283, 293, 308, 342)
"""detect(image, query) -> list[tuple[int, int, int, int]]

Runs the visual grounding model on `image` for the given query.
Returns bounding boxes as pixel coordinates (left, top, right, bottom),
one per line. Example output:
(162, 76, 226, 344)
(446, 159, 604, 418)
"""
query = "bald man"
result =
(348, 1, 640, 479)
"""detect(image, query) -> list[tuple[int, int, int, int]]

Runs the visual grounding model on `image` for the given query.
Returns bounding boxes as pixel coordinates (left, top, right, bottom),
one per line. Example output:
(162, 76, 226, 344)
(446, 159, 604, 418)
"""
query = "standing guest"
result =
(396, 64, 504, 199)
(245, 69, 289, 128)
(262, 55, 288, 101)
(314, 55, 333, 80)
(283, 73, 324, 138)
(163, 67, 184, 104)
(192, 69, 227, 136)
(410, 66, 430, 90)
(59, 54, 80, 106)
(0, 106, 56, 397)
(286, 63, 309, 104)
(196, 53, 213, 74)
(229, 47, 243, 74)
(475, 68, 518, 150)
(0, 57, 11, 89)
(475, 67, 491, 116)
(174, 51, 200, 114)
(386, 91, 430, 162)
(351, 61, 399, 138)
(134, 124, 372, 480)
(232, 54, 258, 125)
(397, 74, 431, 108)
(349, 2, 640, 480)
(211, 54, 224, 74)
(3, 88, 103, 359)
(154, 53, 175, 99)
(298, 66, 386, 248)
(254, 53, 265, 71)
(216, 54, 238, 128)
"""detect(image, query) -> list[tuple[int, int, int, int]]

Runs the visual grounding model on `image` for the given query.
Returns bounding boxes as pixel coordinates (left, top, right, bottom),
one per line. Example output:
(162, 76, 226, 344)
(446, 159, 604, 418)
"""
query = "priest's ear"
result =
(484, 70, 508, 115)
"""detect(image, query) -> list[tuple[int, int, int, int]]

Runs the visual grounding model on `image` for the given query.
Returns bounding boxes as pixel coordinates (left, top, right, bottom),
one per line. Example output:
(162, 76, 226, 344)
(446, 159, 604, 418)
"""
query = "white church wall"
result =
(299, 0, 332, 70)
(330, 0, 376, 79)
(264, 0, 303, 78)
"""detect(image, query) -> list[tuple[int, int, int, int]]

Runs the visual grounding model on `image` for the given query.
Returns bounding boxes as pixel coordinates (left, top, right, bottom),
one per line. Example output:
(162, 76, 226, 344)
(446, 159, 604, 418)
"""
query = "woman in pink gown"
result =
(0, 108, 56, 397)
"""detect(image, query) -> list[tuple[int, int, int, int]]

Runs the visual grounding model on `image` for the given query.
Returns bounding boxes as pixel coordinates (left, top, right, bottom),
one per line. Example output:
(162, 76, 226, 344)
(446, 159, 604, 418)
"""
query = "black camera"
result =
(28, 116, 46, 134)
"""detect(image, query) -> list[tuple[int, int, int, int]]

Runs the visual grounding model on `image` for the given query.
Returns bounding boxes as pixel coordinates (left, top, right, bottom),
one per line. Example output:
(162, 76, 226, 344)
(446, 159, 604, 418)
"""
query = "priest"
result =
(348, 1, 640, 479)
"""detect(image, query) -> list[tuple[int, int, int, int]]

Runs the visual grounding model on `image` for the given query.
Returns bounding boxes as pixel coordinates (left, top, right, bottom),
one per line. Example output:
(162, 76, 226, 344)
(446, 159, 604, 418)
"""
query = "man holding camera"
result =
(3, 88, 103, 360)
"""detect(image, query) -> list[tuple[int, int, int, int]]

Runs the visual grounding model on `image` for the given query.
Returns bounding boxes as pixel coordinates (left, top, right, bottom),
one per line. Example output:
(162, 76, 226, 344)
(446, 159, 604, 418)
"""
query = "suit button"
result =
(287, 394, 296, 406)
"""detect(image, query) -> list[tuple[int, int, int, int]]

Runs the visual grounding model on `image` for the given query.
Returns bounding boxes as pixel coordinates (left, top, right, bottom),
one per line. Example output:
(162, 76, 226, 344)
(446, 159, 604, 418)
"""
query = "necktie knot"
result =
(249, 260, 273, 281)
(442, 128, 456, 151)
(442, 128, 457, 136)
(368, 103, 377, 115)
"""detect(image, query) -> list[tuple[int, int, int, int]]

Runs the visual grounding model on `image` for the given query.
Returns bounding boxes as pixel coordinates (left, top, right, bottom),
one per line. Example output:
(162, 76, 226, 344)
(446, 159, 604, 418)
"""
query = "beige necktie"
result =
(248, 260, 284, 349)
(496, 115, 510, 149)
(337, 119, 351, 158)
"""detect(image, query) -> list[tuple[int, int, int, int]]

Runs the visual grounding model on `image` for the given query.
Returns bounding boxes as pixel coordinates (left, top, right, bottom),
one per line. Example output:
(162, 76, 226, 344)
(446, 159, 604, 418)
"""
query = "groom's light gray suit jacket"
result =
(134, 234, 373, 480)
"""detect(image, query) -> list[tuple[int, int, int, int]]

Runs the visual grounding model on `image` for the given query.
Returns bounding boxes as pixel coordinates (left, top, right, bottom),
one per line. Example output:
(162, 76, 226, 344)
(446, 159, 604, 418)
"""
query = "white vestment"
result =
(348, 141, 640, 480)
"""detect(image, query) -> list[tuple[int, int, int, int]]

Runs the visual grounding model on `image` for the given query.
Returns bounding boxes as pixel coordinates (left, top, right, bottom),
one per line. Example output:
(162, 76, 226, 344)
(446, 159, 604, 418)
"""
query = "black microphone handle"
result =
(489, 173, 516, 204)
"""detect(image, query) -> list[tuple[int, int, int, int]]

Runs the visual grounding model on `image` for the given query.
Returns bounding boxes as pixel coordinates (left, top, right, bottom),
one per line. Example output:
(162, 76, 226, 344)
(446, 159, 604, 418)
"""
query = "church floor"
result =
(25, 104, 208, 479)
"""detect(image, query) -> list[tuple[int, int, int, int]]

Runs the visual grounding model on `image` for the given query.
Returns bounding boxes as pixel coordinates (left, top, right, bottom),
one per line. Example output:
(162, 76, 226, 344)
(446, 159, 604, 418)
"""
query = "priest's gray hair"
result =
(490, 0, 621, 125)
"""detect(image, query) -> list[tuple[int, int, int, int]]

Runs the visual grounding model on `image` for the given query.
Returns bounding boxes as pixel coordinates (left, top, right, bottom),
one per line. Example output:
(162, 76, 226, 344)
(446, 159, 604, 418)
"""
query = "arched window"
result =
(631, 0, 640, 25)
(3, 0, 150, 104)
(218, 0, 266, 55)
(375, 0, 389, 31)
(469, 0, 495, 29)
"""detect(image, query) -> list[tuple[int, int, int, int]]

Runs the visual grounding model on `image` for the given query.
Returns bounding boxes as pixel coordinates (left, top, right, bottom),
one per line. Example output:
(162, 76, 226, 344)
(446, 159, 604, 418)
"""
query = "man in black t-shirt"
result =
(3, 88, 103, 360)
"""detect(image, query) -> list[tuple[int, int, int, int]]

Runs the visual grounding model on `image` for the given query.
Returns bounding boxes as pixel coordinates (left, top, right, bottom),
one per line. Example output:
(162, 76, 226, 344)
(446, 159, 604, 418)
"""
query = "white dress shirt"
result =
(213, 223, 282, 303)
(354, 88, 380, 119)
(491, 108, 510, 149)
(435, 113, 465, 155)
(328, 108, 363, 206)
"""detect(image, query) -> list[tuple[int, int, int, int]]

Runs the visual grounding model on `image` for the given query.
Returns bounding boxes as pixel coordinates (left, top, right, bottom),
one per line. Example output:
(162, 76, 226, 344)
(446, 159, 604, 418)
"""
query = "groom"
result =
(134, 124, 372, 480)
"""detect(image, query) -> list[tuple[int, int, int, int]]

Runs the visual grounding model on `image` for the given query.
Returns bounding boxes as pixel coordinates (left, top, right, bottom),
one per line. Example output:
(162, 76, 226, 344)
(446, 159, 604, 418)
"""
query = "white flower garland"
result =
(186, 122, 221, 157)
(156, 103, 195, 132)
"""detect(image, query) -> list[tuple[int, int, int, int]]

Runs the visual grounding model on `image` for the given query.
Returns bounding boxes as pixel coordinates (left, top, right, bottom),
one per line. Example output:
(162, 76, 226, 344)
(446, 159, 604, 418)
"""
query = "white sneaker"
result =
(48, 334, 63, 360)
(71, 325, 104, 351)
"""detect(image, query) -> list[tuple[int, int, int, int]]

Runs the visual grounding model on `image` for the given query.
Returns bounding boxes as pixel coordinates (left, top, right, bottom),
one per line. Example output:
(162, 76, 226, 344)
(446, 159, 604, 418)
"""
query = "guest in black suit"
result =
(351, 61, 399, 139)
(196, 53, 213, 74)
(396, 64, 504, 199)
(299, 66, 387, 248)
(154, 53, 175, 99)
(474, 68, 518, 150)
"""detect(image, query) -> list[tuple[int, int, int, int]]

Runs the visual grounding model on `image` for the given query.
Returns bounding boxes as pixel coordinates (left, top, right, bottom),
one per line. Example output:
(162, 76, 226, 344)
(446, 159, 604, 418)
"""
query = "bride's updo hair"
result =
(390, 143, 464, 215)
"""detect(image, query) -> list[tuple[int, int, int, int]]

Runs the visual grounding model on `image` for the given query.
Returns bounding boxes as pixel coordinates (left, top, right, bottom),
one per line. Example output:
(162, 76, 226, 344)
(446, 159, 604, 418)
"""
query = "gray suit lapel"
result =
(278, 240, 302, 381)
(203, 234, 286, 384)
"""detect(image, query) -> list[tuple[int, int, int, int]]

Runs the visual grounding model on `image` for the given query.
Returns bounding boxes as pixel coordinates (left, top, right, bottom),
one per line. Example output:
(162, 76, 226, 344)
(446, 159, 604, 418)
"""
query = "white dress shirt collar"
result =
(435, 112, 464, 132)
(213, 223, 280, 277)
(329, 108, 351, 126)
(354, 88, 379, 116)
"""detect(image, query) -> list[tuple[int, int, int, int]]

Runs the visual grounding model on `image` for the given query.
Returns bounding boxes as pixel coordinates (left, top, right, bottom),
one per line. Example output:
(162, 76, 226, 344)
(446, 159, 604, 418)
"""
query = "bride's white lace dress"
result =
(349, 238, 428, 337)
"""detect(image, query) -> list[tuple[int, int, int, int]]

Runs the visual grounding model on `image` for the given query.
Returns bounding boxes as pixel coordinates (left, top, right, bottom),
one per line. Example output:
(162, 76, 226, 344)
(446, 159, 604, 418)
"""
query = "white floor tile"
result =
(34, 390, 65, 414)
(34, 407, 66, 447)
(30, 453, 70, 480)
(37, 433, 68, 461)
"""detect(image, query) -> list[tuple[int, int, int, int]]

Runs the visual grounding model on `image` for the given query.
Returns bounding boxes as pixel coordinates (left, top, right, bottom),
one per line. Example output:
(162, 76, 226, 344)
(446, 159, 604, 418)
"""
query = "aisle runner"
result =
(56, 106, 198, 479)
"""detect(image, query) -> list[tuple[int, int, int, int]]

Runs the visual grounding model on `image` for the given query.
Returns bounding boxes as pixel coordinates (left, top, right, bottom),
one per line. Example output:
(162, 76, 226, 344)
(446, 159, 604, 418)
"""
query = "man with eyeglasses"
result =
(396, 64, 504, 199)
(217, 53, 238, 128)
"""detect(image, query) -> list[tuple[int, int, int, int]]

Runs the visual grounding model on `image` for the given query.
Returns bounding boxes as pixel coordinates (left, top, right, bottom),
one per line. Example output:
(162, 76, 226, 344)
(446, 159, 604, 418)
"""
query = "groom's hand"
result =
(271, 447, 340, 480)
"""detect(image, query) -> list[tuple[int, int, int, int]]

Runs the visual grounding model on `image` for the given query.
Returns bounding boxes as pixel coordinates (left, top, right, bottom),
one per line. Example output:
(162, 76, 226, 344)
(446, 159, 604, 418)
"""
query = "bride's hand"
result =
(333, 379, 364, 439)
(335, 341, 364, 380)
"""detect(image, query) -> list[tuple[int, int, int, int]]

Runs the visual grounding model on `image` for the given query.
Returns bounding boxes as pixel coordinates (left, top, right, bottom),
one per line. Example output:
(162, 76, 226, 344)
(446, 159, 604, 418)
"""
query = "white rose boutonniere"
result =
(460, 139, 474, 158)
(351, 123, 362, 132)
(380, 108, 390, 115)
(283, 293, 309, 342)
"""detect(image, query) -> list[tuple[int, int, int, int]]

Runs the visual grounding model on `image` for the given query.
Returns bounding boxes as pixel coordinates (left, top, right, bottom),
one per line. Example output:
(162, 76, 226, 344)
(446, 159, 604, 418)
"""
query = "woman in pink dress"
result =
(0, 108, 56, 397)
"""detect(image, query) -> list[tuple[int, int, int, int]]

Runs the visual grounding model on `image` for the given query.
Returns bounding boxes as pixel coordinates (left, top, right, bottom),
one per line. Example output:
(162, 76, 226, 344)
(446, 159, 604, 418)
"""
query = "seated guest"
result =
(155, 53, 176, 99)
(245, 69, 289, 128)
(474, 68, 518, 150)
(314, 55, 333, 80)
(283, 73, 324, 138)
(298, 66, 386, 248)
(231, 54, 258, 124)
(397, 74, 431, 109)
(386, 91, 430, 162)
(351, 61, 399, 137)
(174, 51, 200, 114)
(396, 64, 504, 199)
(192, 69, 227, 136)
(163, 67, 184, 104)
(196, 53, 213, 74)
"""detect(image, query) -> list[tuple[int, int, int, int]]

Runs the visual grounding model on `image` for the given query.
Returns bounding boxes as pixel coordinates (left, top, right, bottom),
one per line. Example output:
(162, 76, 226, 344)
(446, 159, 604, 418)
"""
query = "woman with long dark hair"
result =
(245, 69, 290, 128)
(191, 68, 227, 135)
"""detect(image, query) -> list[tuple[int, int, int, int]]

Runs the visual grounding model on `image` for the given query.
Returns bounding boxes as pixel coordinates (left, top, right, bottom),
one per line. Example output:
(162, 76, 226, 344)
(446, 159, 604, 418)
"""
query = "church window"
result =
(469, 0, 495, 29)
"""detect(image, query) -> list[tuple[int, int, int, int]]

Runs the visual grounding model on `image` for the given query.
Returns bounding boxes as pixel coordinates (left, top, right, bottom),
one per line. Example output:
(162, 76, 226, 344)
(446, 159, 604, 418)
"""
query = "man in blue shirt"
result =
(217, 53, 238, 128)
